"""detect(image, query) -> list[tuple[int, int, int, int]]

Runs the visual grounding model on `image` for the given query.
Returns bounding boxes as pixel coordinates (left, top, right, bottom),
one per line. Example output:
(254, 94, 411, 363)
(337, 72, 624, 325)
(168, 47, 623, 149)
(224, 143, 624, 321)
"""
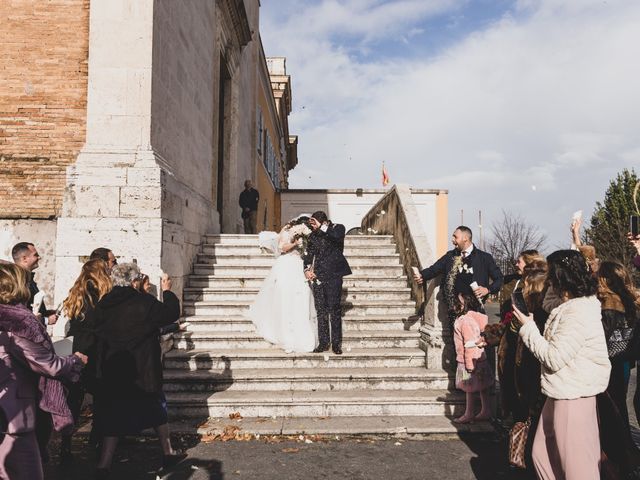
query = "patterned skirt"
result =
(455, 360, 494, 393)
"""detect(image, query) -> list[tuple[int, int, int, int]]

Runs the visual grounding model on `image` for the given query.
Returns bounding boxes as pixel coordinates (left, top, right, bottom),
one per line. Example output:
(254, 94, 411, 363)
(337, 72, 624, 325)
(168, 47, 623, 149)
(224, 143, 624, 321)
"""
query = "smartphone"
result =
(512, 290, 530, 316)
(411, 266, 420, 277)
(631, 215, 640, 237)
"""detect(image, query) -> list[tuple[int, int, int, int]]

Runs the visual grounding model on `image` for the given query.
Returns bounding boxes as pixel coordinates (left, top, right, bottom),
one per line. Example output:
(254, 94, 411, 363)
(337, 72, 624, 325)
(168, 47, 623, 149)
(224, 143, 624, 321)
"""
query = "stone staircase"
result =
(163, 234, 466, 433)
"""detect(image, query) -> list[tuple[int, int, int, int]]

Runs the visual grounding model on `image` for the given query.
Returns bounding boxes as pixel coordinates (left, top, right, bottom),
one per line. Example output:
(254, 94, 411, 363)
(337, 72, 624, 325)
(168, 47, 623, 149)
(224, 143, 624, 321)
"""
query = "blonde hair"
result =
(0, 263, 31, 305)
(519, 250, 545, 268)
(522, 259, 548, 312)
(62, 259, 112, 320)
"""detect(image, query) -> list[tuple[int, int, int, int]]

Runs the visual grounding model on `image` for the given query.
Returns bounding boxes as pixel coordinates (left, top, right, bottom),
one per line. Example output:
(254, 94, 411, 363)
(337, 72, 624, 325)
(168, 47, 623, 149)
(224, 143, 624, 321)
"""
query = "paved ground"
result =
(41, 301, 640, 479)
(44, 432, 535, 480)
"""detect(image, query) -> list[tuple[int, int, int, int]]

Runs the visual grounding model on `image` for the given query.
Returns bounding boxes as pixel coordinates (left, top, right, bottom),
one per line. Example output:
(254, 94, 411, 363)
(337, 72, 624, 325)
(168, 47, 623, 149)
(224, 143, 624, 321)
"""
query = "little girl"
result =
(453, 293, 494, 423)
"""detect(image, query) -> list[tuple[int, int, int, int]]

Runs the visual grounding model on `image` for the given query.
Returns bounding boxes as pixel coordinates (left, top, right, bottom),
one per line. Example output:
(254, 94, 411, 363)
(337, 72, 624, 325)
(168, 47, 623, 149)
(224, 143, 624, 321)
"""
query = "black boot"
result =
(162, 452, 187, 470)
(59, 436, 73, 466)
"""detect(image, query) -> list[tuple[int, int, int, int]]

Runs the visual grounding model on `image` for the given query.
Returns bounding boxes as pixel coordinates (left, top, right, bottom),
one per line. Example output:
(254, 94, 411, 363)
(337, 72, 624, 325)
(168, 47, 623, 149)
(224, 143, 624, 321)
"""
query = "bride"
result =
(247, 216, 318, 353)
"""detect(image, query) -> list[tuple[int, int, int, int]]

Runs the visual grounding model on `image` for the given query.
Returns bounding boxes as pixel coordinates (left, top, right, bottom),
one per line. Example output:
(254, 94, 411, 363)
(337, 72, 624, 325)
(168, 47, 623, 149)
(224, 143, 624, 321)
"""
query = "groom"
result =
(303, 211, 352, 354)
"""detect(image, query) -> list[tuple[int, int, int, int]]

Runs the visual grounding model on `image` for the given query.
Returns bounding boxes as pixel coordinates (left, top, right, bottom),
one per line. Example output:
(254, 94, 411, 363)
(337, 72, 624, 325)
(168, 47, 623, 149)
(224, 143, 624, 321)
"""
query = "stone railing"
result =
(361, 184, 432, 309)
(360, 184, 453, 372)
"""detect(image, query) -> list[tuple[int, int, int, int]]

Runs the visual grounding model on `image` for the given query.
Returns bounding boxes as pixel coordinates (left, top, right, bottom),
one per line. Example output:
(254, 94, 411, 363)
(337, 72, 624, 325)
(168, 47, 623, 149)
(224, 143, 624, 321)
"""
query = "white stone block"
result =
(70, 166, 128, 187)
(161, 241, 189, 276)
(73, 186, 121, 217)
(120, 186, 162, 217)
(127, 69, 153, 116)
(88, 67, 128, 116)
(86, 114, 145, 149)
(55, 217, 162, 258)
(126, 167, 161, 187)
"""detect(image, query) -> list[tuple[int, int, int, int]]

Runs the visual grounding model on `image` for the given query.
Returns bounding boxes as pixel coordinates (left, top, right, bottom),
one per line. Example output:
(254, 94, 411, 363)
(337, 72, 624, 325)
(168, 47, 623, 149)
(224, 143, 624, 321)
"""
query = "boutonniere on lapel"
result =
(458, 263, 474, 274)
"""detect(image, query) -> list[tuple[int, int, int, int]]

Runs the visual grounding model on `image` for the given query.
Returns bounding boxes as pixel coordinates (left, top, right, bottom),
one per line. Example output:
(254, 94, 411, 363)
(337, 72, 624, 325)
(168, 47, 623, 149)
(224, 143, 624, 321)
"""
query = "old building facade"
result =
(0, 0, 296, 305)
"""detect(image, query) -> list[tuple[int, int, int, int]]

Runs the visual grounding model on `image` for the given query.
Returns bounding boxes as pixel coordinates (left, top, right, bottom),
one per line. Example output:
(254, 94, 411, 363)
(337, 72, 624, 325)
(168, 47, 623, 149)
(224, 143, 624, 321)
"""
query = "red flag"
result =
(382, 163, 390, 186)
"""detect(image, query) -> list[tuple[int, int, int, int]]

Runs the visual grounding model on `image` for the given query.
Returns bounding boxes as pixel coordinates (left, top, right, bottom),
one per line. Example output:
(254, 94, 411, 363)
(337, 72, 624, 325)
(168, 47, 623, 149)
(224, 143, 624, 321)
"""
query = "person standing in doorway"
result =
(239, 180, 259, 234)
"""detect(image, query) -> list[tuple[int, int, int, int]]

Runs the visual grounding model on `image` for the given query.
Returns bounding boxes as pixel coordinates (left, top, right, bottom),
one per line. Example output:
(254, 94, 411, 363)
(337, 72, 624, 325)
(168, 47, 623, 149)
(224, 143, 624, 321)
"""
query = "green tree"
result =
(585, 168, 639, 277)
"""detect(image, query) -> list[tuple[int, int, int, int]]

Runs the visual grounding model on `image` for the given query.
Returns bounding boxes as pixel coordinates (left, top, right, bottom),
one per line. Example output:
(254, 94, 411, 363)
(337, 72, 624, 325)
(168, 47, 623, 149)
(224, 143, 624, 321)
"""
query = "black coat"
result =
(420, 246, 504, 297)
(303, 223, 352, 281)
(93, 287, 180, 394)
(66, 290, 100, 392)
(239, 188, 259, 212)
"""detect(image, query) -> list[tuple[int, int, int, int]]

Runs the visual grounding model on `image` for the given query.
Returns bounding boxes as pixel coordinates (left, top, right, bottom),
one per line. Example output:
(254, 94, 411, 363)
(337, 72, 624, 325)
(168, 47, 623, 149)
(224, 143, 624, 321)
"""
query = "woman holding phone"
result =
(513, 250, 610, 479)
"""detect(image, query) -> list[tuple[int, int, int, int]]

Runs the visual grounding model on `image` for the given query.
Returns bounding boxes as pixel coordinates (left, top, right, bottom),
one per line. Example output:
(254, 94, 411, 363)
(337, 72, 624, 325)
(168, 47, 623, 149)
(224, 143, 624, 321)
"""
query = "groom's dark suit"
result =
(303, 223, 352, 350)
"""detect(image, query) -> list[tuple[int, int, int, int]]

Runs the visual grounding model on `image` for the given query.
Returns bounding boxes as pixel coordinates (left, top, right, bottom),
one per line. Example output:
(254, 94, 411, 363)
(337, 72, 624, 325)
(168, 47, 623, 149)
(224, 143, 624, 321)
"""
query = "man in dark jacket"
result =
(414, 226, 503, 320)
(239, 180, 259, 234)
(11, 242, 57, 326)
(303, 211, 352, 354)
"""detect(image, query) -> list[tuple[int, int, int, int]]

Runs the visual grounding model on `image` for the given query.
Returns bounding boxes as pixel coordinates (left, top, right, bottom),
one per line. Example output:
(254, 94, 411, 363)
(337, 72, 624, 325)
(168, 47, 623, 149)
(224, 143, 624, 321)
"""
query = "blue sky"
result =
(261, 0, 640, 250)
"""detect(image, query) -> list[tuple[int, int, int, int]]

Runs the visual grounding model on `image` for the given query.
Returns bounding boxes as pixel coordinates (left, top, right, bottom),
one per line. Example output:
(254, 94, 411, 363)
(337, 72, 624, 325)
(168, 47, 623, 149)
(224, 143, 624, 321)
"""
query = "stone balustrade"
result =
(361, 184, 454, 373)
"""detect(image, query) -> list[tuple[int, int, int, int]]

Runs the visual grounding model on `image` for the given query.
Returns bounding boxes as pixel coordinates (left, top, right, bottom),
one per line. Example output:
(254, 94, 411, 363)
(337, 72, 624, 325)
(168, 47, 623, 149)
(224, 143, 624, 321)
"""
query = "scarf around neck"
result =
(0, 303, 76, 433)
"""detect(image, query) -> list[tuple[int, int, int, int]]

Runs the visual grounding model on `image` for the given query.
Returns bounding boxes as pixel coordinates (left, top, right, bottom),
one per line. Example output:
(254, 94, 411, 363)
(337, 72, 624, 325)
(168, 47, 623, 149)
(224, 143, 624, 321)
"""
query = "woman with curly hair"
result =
(514, 249, 610, 479)
(59, 259, 112, 462)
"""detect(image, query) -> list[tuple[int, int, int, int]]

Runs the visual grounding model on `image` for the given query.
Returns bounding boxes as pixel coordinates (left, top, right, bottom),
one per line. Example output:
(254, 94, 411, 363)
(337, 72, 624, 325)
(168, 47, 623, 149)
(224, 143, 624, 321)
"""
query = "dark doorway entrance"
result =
(216, 56, 231, 230)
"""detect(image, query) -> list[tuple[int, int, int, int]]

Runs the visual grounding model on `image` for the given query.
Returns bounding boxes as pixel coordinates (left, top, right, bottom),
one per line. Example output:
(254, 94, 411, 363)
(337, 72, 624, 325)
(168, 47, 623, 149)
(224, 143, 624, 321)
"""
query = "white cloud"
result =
(262, 0, 640, 248)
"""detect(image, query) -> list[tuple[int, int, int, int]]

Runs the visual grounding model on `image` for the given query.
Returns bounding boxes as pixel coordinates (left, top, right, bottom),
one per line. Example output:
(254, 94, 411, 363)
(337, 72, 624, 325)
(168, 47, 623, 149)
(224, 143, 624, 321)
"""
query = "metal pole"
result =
(479, 210, 483, 250)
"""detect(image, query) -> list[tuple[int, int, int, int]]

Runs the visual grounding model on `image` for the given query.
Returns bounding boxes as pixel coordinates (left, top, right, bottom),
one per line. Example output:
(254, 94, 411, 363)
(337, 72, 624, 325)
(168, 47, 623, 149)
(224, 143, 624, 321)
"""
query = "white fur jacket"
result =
(519, 295, 611, 400)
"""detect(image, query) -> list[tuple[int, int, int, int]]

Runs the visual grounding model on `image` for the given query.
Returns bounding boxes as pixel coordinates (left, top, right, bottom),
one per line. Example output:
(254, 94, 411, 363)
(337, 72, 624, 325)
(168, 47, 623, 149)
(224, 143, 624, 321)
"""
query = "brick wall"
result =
(0, 0, 90, 219)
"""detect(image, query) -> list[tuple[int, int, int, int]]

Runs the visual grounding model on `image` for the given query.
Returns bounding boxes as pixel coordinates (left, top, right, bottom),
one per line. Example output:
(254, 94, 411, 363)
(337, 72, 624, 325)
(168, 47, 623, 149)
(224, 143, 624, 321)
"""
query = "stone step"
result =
(163, 367, 451, 392)
(165, 389, 465, 418)
(172, 415, 493, 436)
(203, 234, 395, 246)
(163, 347, 426, 370)
(172, 330, 420, 350)
(187, 275, 409, 289)
(182, 287, 412, 302)
(195, 253, 401, 266)
(202, 245, 399, 256)
(180, 315, 421, 333)
(182, 300, 417, 316)
(192, 264, 405, 276)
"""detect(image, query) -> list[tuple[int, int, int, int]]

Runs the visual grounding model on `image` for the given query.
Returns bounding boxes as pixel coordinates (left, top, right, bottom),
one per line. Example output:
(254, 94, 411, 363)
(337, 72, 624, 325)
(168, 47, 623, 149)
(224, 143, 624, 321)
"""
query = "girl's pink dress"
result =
(453, 311, 494, 393)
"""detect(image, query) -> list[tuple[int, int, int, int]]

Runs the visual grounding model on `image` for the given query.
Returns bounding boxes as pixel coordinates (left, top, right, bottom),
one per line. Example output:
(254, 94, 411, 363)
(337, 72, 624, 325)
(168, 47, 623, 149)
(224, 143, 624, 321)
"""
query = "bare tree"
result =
(488, 210, 548, 270)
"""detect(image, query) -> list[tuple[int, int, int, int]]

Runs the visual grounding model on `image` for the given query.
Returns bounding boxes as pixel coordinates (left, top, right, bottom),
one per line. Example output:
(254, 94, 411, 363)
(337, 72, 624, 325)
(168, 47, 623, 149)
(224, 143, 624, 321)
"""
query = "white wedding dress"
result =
(247, 228, 318, 352)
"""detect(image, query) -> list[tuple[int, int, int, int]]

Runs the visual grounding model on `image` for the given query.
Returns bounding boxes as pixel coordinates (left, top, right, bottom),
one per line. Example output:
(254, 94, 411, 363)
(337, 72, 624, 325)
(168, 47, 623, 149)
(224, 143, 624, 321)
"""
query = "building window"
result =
(256, 106, 263, 155)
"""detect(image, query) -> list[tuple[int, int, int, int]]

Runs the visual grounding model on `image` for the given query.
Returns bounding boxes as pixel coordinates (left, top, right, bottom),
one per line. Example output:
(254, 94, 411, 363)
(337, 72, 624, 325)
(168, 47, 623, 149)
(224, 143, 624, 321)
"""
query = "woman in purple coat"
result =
(0, 263, 86, 480)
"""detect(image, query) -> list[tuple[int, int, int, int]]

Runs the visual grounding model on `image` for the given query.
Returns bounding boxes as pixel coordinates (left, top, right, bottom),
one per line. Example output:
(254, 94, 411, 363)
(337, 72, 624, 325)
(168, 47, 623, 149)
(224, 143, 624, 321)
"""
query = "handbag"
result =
(508, 419, 531, 469)
(607, 327, 634, 359)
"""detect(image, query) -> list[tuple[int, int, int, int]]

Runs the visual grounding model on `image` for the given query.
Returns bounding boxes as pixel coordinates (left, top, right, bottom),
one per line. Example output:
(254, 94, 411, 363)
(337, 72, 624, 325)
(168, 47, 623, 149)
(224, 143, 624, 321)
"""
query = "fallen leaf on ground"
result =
(229, 412, 243, 420)
(282, 448, 300, 453)
(220, 425, 242, 441)
(201, 434, 217, 443)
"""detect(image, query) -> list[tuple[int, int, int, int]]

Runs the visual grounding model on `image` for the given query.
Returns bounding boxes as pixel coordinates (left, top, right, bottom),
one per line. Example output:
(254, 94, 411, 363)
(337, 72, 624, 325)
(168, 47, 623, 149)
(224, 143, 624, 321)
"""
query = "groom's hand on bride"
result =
(305, 270, 316, 281)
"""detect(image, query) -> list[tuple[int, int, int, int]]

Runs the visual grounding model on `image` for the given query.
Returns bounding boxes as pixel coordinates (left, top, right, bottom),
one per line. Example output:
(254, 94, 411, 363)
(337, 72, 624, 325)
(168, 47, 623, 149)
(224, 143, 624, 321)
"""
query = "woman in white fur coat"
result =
(513, 249, 610, 480)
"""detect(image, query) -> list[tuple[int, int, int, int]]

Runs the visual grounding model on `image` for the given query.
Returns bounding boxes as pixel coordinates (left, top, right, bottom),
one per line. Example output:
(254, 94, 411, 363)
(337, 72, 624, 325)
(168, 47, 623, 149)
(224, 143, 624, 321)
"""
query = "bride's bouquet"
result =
(289, 223, 312, 254)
